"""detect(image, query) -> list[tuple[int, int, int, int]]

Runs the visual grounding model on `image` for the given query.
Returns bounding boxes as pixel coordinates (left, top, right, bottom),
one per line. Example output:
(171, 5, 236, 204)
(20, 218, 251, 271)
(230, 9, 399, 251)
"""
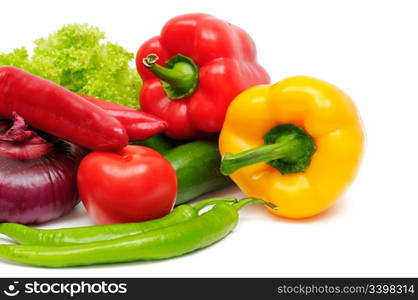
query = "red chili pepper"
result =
(136, 13, 270, 140)
(80, 95, 168, 141)
(0, 66, 128, 151)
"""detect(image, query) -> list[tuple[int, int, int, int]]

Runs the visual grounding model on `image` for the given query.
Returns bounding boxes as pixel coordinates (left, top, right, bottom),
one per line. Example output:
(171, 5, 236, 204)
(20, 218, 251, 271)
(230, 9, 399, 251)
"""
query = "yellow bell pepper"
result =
(219, 76, 364, 219)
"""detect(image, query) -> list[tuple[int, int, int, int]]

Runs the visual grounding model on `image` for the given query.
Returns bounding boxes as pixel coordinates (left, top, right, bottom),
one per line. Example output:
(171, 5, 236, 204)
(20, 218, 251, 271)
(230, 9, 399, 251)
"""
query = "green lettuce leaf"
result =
(0, 24, 141, 108)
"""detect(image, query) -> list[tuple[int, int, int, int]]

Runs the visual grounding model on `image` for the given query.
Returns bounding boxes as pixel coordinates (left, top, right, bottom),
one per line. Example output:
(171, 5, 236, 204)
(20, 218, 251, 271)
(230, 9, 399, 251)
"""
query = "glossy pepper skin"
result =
(219, 76, 364, 219)
(80, 95, 168, 141)
(0, 198, 266, 267)
(136, 13, 270, 139)
(0, 67, 128, 151)
(0, 198, 236, 246)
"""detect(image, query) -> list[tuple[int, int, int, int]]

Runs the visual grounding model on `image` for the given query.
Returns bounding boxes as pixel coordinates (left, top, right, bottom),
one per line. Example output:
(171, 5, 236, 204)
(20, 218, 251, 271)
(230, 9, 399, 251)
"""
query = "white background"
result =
(1, 0, 417, 277)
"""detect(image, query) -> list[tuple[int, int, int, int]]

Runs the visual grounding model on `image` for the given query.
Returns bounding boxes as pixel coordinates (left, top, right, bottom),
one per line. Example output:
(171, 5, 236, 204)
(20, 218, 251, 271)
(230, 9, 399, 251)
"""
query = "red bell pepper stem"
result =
(80, 95, 168, 141)
(0, 66, 128, 151)
(142, 54, 198, 99)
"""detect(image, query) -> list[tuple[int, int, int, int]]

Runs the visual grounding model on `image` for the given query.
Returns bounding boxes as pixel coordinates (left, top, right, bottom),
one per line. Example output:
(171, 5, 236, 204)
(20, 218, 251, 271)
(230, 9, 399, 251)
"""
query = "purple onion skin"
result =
(0, 136, 86, 224)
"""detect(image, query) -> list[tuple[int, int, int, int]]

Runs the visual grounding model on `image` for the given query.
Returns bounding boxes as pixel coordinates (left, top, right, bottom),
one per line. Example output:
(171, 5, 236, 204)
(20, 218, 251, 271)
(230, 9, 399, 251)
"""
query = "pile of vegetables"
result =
(0, 13, 364, 268)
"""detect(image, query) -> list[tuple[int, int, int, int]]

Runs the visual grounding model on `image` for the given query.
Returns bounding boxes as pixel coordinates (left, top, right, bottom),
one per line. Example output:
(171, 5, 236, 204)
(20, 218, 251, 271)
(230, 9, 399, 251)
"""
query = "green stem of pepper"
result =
(221, 124, 316, 175)
(233, 198, 278, 211)
(142, 53, 199, 99)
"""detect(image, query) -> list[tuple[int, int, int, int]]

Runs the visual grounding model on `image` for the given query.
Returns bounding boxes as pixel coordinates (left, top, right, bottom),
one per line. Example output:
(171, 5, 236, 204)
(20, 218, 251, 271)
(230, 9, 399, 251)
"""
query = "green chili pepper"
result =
(0, 198, 236, 246)
(0, 198, 273, 268)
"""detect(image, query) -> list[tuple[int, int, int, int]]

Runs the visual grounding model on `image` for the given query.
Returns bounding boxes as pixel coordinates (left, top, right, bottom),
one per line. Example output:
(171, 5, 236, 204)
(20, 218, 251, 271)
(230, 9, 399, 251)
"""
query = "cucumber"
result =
(131, 134, 181, 154)
(165, 140, 233, 205)
(133, 136, 233, 205)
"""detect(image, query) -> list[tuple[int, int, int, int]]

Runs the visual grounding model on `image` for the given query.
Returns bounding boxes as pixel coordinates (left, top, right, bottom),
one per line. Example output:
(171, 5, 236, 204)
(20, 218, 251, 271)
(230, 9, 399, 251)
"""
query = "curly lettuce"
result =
(0, 24, 141, 108)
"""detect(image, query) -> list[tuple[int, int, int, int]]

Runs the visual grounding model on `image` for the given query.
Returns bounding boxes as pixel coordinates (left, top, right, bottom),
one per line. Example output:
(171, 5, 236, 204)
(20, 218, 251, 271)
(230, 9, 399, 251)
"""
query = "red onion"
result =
(0, 113, 86, 224)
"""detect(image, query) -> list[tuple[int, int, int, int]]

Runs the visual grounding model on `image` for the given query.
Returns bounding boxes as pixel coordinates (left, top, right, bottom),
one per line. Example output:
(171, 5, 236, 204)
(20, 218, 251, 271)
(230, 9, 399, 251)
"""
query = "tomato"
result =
(77, 145, 177, 224)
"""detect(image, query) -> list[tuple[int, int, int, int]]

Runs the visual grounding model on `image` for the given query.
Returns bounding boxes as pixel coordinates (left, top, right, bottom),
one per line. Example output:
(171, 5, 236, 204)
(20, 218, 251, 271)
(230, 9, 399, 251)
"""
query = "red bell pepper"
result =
(80, 95, 168, 141)
(0, 66, 128, 151)
(136, 13, 270, 139)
